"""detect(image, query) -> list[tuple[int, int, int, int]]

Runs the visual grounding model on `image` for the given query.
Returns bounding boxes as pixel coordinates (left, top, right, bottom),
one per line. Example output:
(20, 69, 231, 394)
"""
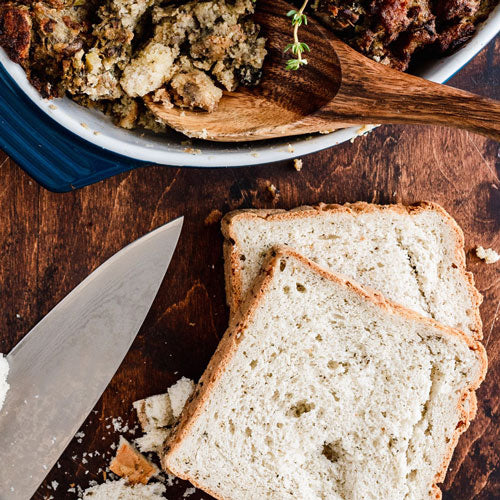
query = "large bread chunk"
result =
(222, 202, 482, 339)
(164, 248, 486, 500)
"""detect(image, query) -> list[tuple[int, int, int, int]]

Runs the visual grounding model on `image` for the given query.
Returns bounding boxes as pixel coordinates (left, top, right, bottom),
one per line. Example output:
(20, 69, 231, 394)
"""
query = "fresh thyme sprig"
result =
(284, 0, 310, 70)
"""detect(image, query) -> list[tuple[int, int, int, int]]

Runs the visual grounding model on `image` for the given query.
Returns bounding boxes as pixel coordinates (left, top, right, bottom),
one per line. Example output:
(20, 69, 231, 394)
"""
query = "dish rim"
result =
(0, 4, 499, 168)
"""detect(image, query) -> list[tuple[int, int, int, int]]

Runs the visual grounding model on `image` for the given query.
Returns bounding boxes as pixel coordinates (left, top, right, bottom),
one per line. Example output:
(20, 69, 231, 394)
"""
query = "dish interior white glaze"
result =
(0, 4, 498, 167)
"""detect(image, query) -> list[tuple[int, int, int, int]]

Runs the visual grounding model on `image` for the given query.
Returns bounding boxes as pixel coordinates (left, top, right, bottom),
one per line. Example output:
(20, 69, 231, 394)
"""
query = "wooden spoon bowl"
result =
(146, 0, 500, 142)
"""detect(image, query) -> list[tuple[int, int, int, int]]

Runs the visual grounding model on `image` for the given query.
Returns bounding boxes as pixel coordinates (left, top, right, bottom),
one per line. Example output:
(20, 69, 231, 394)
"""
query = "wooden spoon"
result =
(145, 0, 500, 142)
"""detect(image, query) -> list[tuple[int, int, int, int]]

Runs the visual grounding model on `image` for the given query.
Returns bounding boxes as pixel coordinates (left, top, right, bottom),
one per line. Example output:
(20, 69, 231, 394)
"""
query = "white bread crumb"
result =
(82, 478, 165, 499)
(133, 394, 174, 431)
(476, 246, 500, 264)
(135, 428, 171, 454)
(168, 377, 195, 419)
(133, 378, 195, 454)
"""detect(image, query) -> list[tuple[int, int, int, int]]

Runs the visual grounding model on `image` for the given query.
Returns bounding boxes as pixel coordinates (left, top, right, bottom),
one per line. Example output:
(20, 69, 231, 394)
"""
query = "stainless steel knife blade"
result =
(0, 217, 183, 499)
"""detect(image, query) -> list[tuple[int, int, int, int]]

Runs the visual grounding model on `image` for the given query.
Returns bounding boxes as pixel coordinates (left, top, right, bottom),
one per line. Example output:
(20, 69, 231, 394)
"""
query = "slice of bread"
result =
(163, 248, 486, 500)
(222, 202, 482, 339)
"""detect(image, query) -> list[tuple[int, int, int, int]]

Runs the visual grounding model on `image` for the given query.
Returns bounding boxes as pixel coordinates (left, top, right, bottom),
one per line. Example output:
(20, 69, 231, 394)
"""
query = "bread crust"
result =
(221, 201, 483, 340)
(164, 246, 487, 499)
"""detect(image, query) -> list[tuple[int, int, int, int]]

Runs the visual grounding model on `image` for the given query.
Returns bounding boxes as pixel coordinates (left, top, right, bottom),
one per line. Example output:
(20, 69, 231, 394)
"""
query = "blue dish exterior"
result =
(0, 65, 149, 192)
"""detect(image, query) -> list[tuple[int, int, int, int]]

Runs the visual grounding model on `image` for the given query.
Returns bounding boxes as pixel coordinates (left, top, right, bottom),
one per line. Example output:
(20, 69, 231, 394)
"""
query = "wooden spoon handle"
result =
(317, 39, 500, 141)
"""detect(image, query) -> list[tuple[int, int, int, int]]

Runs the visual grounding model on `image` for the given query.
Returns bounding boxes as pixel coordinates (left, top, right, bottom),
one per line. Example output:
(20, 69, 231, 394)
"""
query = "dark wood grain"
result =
(0, 36, 498, 500)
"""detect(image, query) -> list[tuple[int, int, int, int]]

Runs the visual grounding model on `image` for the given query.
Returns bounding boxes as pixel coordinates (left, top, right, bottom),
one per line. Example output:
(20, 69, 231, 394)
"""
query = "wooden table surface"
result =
(0, 37, 498, 499)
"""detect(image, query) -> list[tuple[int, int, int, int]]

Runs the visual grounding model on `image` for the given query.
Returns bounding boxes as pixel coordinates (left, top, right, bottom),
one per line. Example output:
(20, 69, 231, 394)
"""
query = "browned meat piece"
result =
(0, 3, 31, 64)
(392, 21, 437, 69)
(436, 21, 477, 52)
(377, 0, 413, 39)
(312, 0, 496, 71)
(435, 0, 480, 21)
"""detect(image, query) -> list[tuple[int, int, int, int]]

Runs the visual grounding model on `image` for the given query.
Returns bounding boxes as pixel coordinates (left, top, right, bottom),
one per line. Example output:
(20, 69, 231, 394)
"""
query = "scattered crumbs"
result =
(111, 417, 129, 433)
(251, 152, 259, 158)
(267, 183, 280, 200)
(15, 313, 20, 319)
(67, 487, 75, 493)
(93, 131, 101, 136)
(80, 122, 90, 130)
(476, 246, 500, 264)
(48, 104, 57, 110)
(200, 128, 208, 140)
(287, 143, 295, 153)
(204, 209, 222, 225)
(293, 158, 303, 172)
(51, 480, 58, 491)
(319, 130, 334, 135)
(183, 487, 197, 497)
(180, 111, 186, 117)
(184, 147, 202, 155)
(350, 124, 379, 143)
(189, 322, 196, 327)
(75, 431, 85, 439)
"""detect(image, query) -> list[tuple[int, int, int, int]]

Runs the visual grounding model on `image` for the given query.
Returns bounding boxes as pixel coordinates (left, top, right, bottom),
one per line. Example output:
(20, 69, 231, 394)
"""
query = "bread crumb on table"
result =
(476, 246, 500, 264)
(132, 377, 195, 454)
(109, 436, 158, 485)
(204, 209, 223, 225)
(267, 183, 280, 199)
(81, 478, 165, 499)
(350, 124, 379, 143)
(293, 158, 303, 171)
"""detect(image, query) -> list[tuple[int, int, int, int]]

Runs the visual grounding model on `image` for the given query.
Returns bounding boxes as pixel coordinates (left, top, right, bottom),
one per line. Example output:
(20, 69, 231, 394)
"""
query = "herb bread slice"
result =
(222, 202, 482, 339)
(163, 248, 487, 500)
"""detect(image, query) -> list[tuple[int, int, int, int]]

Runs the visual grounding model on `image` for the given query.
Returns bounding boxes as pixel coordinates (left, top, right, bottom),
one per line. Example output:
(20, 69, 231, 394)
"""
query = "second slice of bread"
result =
(163, 248, 486, 500)
(222, 202, 482, 339)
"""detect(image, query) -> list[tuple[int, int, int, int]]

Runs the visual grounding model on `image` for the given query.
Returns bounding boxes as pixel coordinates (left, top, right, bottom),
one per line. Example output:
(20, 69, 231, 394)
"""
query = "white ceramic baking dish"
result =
(1, 4, 498, 167)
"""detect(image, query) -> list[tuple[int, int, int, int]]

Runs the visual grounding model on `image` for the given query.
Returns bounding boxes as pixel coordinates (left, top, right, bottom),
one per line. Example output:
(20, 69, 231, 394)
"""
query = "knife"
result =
(0, 217, 183, 499)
